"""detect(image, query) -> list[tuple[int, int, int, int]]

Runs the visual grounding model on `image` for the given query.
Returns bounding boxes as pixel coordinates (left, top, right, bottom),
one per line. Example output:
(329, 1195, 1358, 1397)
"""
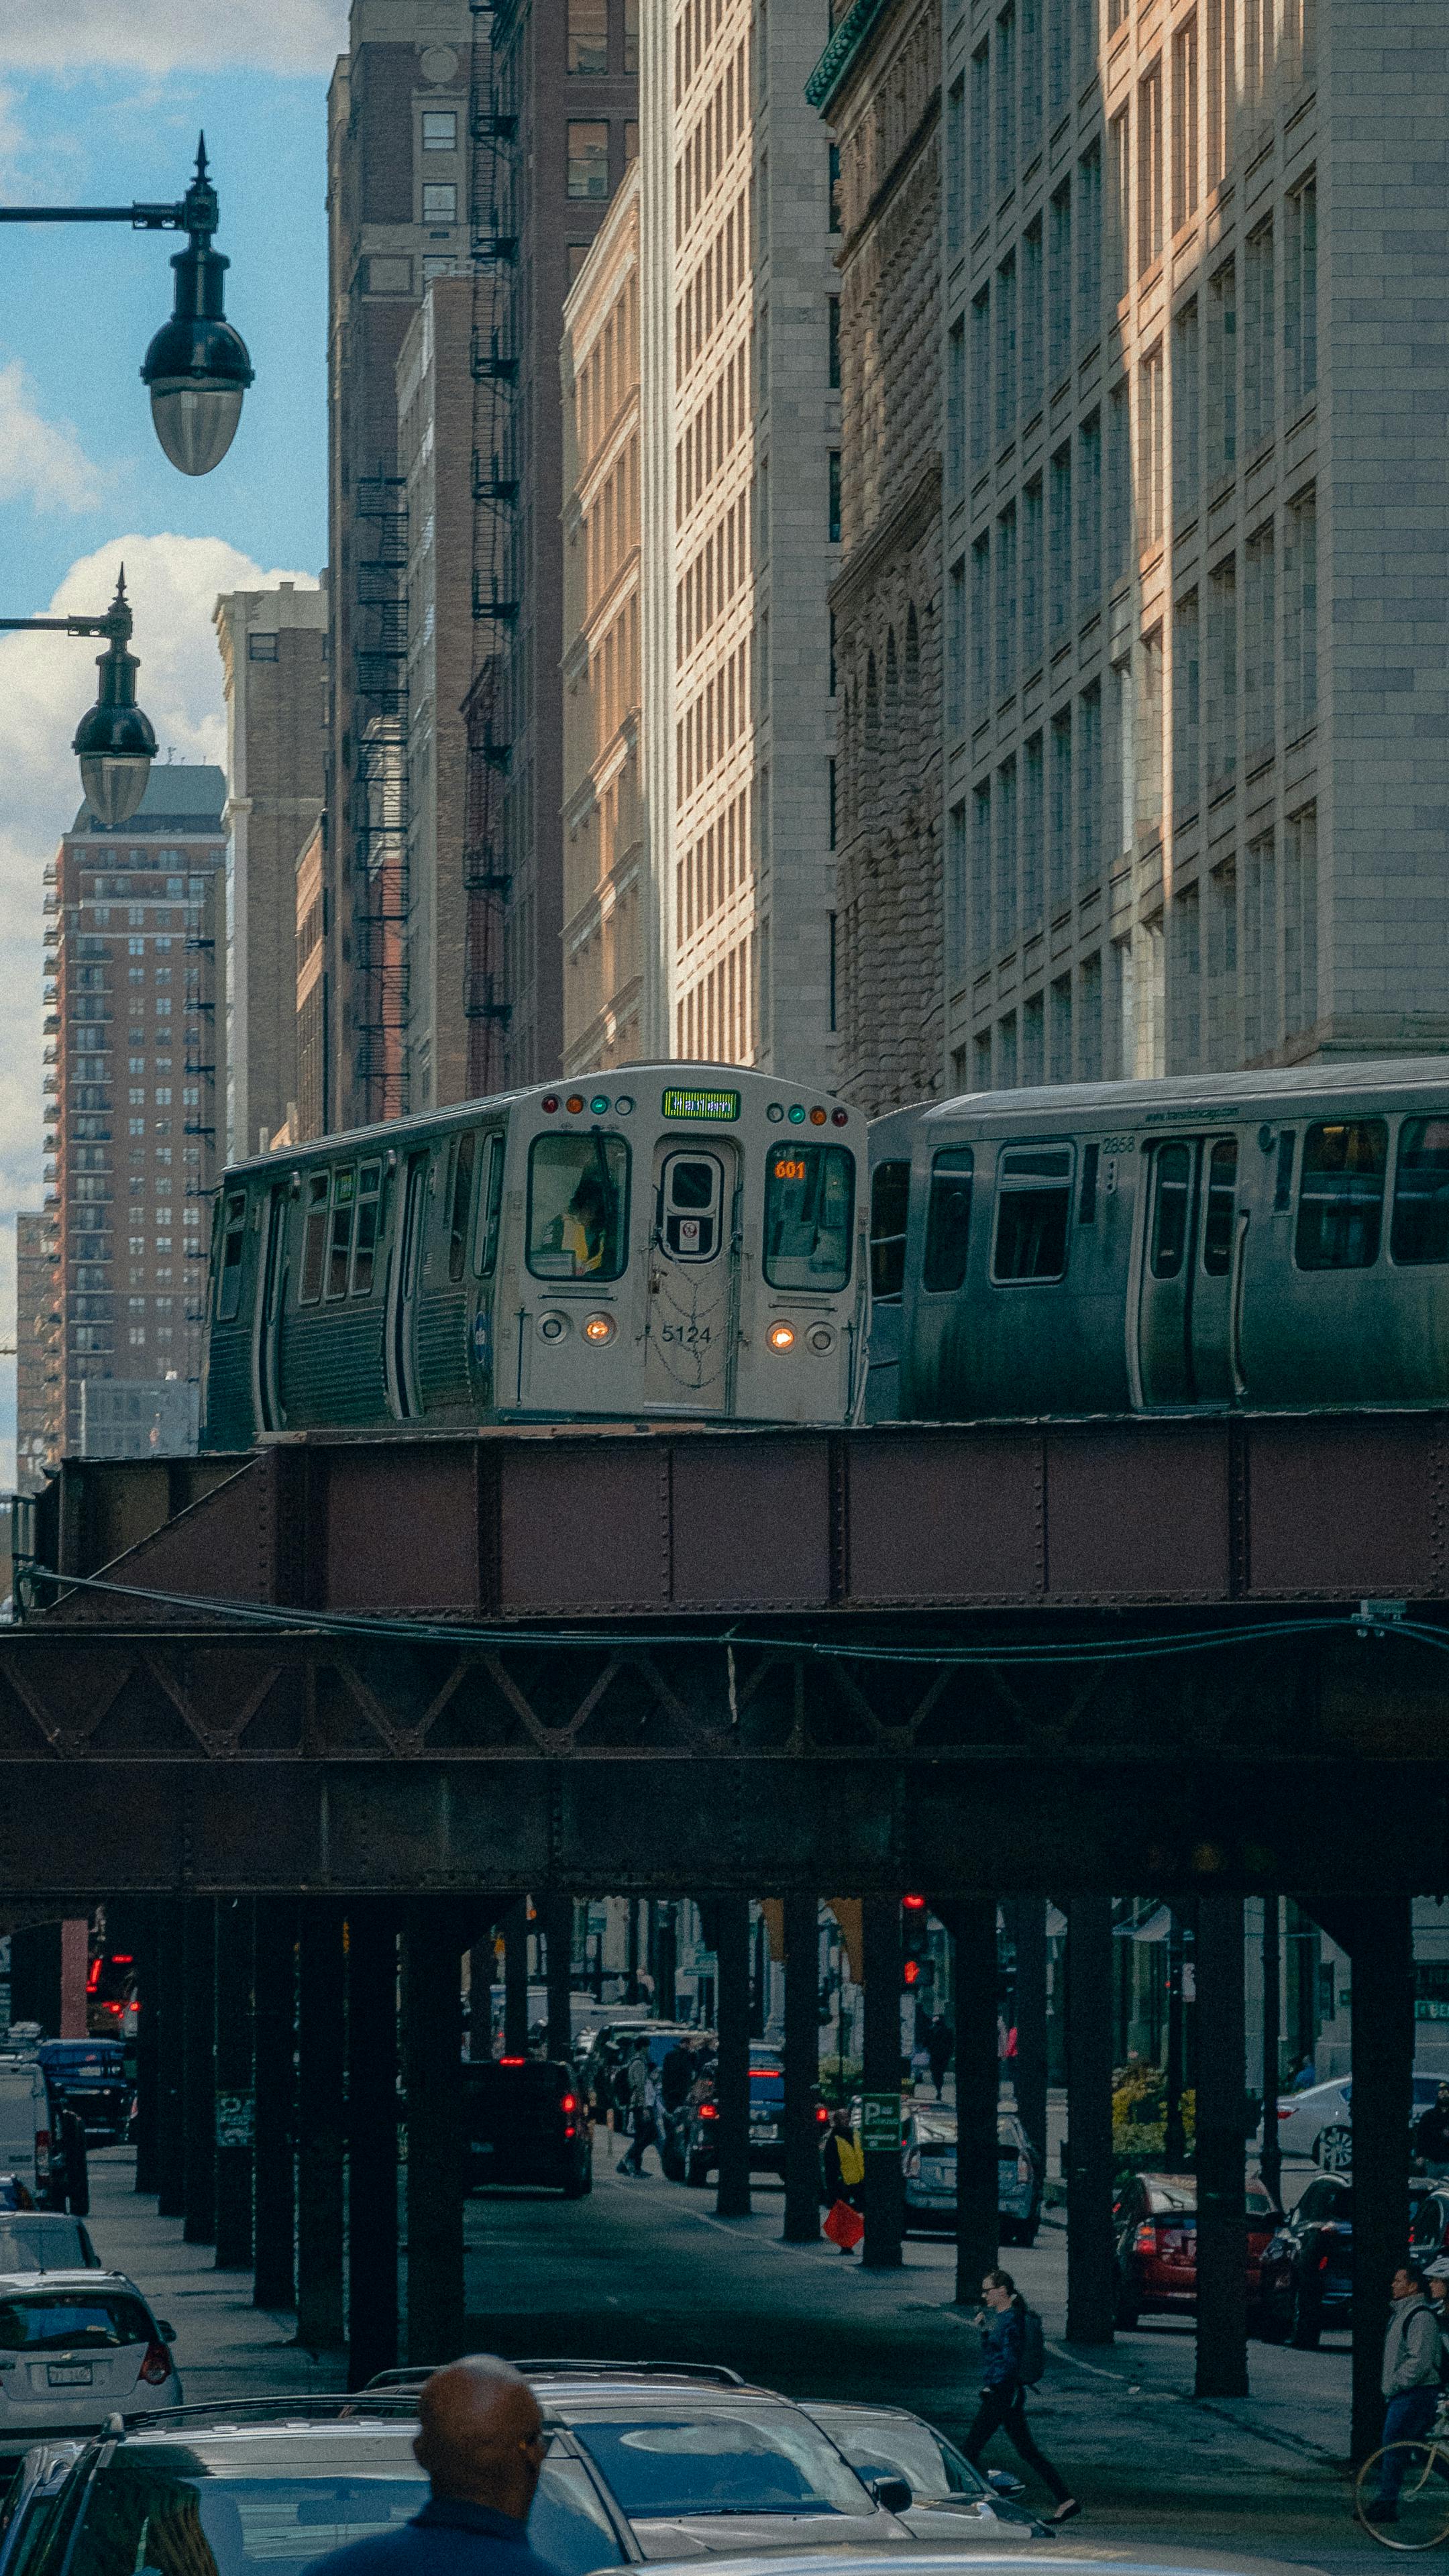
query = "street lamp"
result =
(0, 137, 253, 477)
(0, 570, 156, 826)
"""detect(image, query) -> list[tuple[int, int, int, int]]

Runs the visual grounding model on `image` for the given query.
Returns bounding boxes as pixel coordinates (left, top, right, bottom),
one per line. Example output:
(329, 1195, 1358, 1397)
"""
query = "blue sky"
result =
(0, 3, 345, 1483)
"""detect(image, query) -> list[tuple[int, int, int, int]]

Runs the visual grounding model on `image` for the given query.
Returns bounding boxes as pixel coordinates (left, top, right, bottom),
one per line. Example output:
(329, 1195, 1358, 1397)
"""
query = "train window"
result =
(763, 1144, 855, 1291)
(1201, 1139, 1238, 1275)
(215, 1192, 247, 1322)
(1149, 1143, 1192, 1278)
(527, 1133, 629, 1279)
(922, 1149, 974, 1292)
(1391, 1120, 1449, 1265)
(299, 1174, 329, 1304)
(871, 1161, 911, 1301)
(448, 1132, 478, 1283)
(352, 1162, 382, 1295)
(661, 1152, 724, 1260)
(991, 1144, 1073, 1283)
(1079, 1142, 1099, 1224)
(1273, 1131, 1296, 1212)
(326, 1167, 356, 1300)
(1295, 1121, 1387, 1271)
(475, 1133, 506, 1276)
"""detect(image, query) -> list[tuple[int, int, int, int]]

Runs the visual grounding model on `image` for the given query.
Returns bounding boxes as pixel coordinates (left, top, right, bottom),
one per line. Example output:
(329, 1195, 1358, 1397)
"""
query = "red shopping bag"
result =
(823, 2198, 865, 2250)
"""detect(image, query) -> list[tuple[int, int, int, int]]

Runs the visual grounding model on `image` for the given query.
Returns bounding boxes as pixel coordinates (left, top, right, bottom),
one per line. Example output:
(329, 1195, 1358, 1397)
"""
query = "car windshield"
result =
(570, 2408, 872, 2518)
(0, 2220, 89, 2269)
(811, 2412, 987, 2506)
(908, 2115, 1028, 2151)
(0, 2294, 151, 2351)
(46, 2438, 624, 2576)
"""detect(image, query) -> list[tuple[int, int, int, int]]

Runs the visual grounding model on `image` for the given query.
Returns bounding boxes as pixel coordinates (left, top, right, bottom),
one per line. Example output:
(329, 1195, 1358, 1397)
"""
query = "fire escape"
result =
(354, 471, 409, 1120)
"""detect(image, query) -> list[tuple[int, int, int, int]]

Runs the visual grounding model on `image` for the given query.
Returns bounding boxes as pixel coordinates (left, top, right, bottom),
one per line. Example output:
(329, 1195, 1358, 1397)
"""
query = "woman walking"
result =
(963, 2269, 1080, 2524)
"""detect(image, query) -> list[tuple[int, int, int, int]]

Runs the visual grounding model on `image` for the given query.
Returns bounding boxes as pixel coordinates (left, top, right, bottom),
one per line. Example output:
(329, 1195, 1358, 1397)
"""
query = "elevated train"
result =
(201, 1065, 865, 1445)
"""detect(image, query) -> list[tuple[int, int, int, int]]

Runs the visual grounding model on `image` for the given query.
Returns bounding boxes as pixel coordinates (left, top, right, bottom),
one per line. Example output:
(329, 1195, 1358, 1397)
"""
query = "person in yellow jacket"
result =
(821, 2107, 865, 2251)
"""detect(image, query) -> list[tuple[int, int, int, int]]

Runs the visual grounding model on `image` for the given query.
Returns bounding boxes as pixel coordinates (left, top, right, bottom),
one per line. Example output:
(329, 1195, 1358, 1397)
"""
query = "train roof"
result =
(918, 1055, 1449, 1136)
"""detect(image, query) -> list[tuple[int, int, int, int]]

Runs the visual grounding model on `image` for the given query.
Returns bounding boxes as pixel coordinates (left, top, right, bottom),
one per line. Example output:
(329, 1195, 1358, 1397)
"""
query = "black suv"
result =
(464, 2058, 592, 2198)
(1257, 2172, 1354, 2345)
(676, 2046, 826, 2186)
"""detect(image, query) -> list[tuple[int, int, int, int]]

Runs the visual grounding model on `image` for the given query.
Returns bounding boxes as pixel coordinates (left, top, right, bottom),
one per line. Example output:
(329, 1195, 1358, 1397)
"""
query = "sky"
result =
(0, 1, 345, 1481)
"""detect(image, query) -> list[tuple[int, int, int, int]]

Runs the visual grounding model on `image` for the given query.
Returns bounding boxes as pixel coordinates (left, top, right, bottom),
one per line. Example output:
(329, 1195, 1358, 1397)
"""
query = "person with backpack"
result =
(963, 2268, 1080, 2524)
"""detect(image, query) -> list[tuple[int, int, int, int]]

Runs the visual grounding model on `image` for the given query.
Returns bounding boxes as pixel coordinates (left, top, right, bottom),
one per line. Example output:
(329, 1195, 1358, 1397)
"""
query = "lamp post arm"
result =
(0, 203, 188, 229)
(0, 615, 123, 639)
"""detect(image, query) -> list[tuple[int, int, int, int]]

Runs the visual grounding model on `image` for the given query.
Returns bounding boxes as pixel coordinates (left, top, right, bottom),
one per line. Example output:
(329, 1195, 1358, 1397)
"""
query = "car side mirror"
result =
(158, 2321, 177, 2343)
(867, 2477, 913, 2514)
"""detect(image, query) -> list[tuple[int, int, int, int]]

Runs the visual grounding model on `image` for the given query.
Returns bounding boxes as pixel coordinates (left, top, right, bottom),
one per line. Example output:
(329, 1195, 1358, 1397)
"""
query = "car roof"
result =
(0, 2269, 134, 2291)
(529, 2373, 789, 2408)
(629, 2553, 1319, 2576)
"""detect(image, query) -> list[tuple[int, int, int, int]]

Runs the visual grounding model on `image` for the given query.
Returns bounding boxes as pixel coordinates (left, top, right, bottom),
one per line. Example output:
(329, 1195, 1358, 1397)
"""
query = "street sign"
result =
(215, 2091, 254, 2148)
(861, 2090, 901, 2152)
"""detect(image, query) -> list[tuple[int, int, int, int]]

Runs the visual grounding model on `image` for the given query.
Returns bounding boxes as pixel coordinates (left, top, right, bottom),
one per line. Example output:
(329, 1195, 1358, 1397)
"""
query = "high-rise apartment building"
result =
(37, 767, 227, 1463)
(560, 161, 645, 1073)
(15, 1212, 56, 1495)
(641, 0, 840, 1080)
(214, 582, 327, 1161)
(941, 0, 1449, 1091)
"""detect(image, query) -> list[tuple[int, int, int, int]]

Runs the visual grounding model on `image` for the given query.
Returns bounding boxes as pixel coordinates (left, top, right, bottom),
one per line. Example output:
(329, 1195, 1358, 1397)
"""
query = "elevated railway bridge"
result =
(9, 1412, 1449, 2455)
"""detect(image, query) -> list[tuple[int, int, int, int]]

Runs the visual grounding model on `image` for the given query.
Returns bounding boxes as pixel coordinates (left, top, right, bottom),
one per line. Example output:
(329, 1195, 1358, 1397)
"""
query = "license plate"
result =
(47, 2365, 92, 2386)
(749, 2125, 777, 2142)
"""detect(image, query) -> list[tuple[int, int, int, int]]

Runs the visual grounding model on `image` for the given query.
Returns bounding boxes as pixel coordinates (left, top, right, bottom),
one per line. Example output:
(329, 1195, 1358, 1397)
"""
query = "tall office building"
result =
(939, 0, 1449, 1090)
(39, 767, 227, 1461)
(560, 161, 645, 1073)
(214, 582, 327, 1161)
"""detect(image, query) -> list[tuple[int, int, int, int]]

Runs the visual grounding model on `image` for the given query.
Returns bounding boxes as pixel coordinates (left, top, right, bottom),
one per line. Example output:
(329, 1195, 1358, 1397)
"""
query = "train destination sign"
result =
(662, 1087, 741, 1122)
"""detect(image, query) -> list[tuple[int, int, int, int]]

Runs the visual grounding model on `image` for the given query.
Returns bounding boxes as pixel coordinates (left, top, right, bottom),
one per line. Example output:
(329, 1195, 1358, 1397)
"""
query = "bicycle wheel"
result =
(1354, 2443, 1449, 2549)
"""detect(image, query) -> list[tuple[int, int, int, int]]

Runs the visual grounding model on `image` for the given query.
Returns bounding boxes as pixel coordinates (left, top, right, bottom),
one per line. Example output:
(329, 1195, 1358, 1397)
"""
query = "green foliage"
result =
(1112, 2061, 1195, 2163)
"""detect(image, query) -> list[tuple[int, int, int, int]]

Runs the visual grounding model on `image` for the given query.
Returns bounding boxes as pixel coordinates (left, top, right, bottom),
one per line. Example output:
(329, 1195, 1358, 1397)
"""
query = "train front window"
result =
(475, 1133, 506, 1275)
(1391, 1120, 1449, 1265)
(661, 1152, 724, 1260)
(871, 1161, 910, 1300)
(326, 1168, 356, 1299)
(352, 1163, 382, 1295)
(299, 1174, 329, 1303)
(1149, 1143, 1191, 1277)
(1202, 1138, 1238, 1275)
(991, 1144, 1073, 1283)
(763, 1144, 855, 1291)
(527, 1134, 629, 1279)
(922, 1148, 973, 1291)
(448, 1132, 478, 1283)
(216, 1191, 247, 1321)
(1295, 1121, 1387, 1271)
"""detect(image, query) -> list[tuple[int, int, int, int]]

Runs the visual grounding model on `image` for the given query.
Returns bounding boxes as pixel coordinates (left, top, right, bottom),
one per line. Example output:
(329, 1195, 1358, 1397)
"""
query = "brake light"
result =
(138, 2341, 172, 2387)
(34, 2131, 50, 2182)
(699, 2102, 718, 2121)
(816, 2105, 829, 2126)
(1016, 2157, 1032, 2183)
(1277, 2107, 1295, 2122)
(499, 2057, 526, 2067)
(560, 2093, 578, 2113)
(1318, 2252, 1330, 2271)
(1133, 2222, 1159, 2253)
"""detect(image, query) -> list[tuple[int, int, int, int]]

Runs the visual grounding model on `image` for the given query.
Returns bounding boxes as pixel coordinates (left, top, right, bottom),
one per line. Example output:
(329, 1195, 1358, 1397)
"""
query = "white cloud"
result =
(0, 361, 104, 515)
(0, 533, 319, 1483)
(0, 1, 348, 76)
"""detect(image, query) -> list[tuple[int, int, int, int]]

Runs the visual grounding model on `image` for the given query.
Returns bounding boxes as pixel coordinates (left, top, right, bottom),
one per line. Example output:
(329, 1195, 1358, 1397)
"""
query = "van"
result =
(0, 2061, 52, 2204)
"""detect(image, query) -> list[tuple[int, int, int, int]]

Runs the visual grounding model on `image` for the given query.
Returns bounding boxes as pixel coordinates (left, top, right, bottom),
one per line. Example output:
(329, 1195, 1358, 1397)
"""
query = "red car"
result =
(1113, 2169, 1283, 2326)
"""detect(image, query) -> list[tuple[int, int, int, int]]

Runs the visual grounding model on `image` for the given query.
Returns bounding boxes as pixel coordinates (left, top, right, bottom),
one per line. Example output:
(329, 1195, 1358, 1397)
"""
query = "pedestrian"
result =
(1289, 2053, 1317, 2092)
(1417, 2086, 1449, 2178)
(302, 2354, 559, 2576)
(820, 2108, 865, 2255)
(963, 2269, 1080, 2524)
(926, 2016, 954, 2100)
(616, 2041, 656, 2176)
(1365, 2261, 1444, 2523)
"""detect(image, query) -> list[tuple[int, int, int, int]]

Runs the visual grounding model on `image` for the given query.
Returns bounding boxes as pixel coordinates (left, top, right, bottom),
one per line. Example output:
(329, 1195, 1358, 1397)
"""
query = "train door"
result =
(1137, 1135, 1242, 1405)
(254, 1184, 290, 1434)
(386, 1151, 429, 1420)
(642, 1140, 739, 1411)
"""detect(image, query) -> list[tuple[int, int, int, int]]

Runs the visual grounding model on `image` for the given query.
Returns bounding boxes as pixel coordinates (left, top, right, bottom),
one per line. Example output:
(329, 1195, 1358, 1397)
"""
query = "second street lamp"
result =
(0, 571, 157, 826)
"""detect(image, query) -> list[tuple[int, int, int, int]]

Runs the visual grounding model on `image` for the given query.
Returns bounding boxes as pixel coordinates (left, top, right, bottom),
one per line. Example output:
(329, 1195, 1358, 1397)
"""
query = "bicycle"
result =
(1356, 2407, 1449, 2549)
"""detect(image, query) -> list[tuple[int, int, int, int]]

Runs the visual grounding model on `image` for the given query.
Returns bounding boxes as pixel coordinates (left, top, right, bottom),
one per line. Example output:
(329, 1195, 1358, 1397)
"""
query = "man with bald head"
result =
(305, 2357, 561, 2576)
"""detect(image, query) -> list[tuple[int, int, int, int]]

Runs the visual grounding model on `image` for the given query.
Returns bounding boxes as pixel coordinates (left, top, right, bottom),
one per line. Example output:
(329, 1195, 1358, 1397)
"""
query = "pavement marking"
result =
(1046, 2342, 1138, 2385)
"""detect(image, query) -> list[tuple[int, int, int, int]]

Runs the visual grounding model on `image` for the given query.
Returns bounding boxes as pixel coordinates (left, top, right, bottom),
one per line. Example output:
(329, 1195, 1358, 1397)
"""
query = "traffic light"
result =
(902, 1895, 930, 1994)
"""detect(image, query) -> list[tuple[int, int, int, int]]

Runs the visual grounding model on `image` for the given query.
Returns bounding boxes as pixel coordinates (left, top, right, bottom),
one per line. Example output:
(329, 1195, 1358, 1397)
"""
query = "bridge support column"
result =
(1260, 1897, 1283, 2210)
(941, 1900, 998, 2305)
(862, 1896, 903, 2269)
(1006, 1899, 1048, 2174)
(1352, 1896, 1413, 2464)
(783, 1893, 820, 2243)
(543, 1892, 574, 2065)
(182, 1897, 217, 2243)
(297, 1896, 345, 2355)
(214, 1896, 254, 2269)
(1195, 1894, 1248, 2398)
(714, 1895, 752, 2218)
(252, 1898, 297, 2312)
(503, 1898, 529, 2057)
(156, 1896, 185, 2218)
(656, 1904, 678, 2021)
(131, 1899, 160, 2196)
(404, 1900, 465, 2366)
(347, 1901, 399, 2390)
(1065, 1894, 1114, 2343)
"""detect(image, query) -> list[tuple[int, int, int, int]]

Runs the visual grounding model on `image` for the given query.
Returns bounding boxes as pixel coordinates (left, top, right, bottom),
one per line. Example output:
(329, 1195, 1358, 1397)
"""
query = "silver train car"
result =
(201, 1064, 867, 1444)
(866, 1059, 1449, 1420)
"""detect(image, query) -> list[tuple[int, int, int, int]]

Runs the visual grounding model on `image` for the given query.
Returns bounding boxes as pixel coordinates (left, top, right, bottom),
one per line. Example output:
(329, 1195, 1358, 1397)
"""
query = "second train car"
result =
(201, 1066, 865, 1444)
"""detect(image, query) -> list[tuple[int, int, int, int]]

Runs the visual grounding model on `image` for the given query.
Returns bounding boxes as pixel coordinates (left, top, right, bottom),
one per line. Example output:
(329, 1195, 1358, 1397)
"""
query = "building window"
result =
(947, 75, 965, 260)
(1049, 441, 1072, 637)
(1077, 409, 1101, 614)
(828, 144, 842, 233)
(1076, 141, 1101, 345)
(367, 256, 411, 294)
(997, 500, 1018, 698)
(1022, 731, 1044, 934)
(996, 3, 1016, 200)
(971, 783, 993, 959)
(995, 252, 1017, 447)
(568, 0, 608, 71)
(422, 255, 456, 279)
(1244, 525, 1276, 769)
(968, 294, 988, 472)
(1137, 60, 1163, 274)
(422, 109, 458, 148)
(1173, 588, 1200, 820)
(1022, 475, 1044, 669)
(624, 0, 639, 70)
(948, 802, 968, 972)
(1049, 706, 1072, 914)
(1138, 343, 1164, 547)
(1077, 679, 1102, 885)
(567, 123, 610, 198)
(996, 755, 1018, 949)
(1284, 488, 1318, 738)
(828, 295, 841, 390)
(1244, 217, 1275, 451)
(422, 182, 457, 220)
(1049, 181, 1071, 381)
(248, 633, 278, 661)
(1285, 174, 1318, 414)
(971, 43, 990, 229)
(1108, 110, 1129, 304)
(828, 449, 841, 543)
(1172, 16, 1199, 231)
(971, 533, 991, 711)
(1207, 553, 1238, 789)
(1208, 258, 1236, 481)
(1172, 297, 1199, 520)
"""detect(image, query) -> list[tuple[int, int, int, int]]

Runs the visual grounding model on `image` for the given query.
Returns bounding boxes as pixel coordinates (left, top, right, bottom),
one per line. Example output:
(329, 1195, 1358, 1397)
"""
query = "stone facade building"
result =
(15, 1212, 56, 1495)
(561, 163, 645, 1073)
(810, 0, 945, 1116)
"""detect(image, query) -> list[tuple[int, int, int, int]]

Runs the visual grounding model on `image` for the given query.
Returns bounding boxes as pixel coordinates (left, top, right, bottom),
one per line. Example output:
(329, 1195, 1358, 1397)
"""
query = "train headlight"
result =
(767, 1322, 796, 1354)
(538, 1312, 570, 1342)
(584, 1313, 615, 1345)
(806, 1324, 835, 1354)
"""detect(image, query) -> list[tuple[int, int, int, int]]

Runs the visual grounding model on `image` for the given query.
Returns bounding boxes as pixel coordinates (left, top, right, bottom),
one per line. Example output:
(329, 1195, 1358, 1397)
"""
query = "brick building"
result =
(810, 0, 945, 1115)
(15, 1212, 56, 1495)
(560, 162, 645, 1073)
(213, 582, 327, 1161)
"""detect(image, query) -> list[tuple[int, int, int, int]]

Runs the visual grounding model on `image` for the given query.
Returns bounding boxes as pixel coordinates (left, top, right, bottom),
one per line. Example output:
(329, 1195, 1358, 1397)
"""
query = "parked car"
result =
(580, 2023, 710, 2124)
(627, 2544, 1326, 2576)
(1270, 2072, 1443, 2162)
(0, 2271, 178, 2442)
(20, 2397, 640, 2576)
(798, 2401, 1045, 2537)
(676, 2047, 828, 2186)
(36, 2047, 127, 2149)
(462, 2057, 592, 2198)
(899, 2106, 1042, 2247)
(1112, 2171, 1284, 2329)
(1411, 2183, 1449, 2269)
(0, 2442, 80, 2576)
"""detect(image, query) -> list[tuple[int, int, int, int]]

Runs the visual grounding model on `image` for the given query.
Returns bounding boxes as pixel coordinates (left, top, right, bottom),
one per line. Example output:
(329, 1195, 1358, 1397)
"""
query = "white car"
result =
(0, 2269, 180, 2433)
(1271, 2072, 1444, 2160)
